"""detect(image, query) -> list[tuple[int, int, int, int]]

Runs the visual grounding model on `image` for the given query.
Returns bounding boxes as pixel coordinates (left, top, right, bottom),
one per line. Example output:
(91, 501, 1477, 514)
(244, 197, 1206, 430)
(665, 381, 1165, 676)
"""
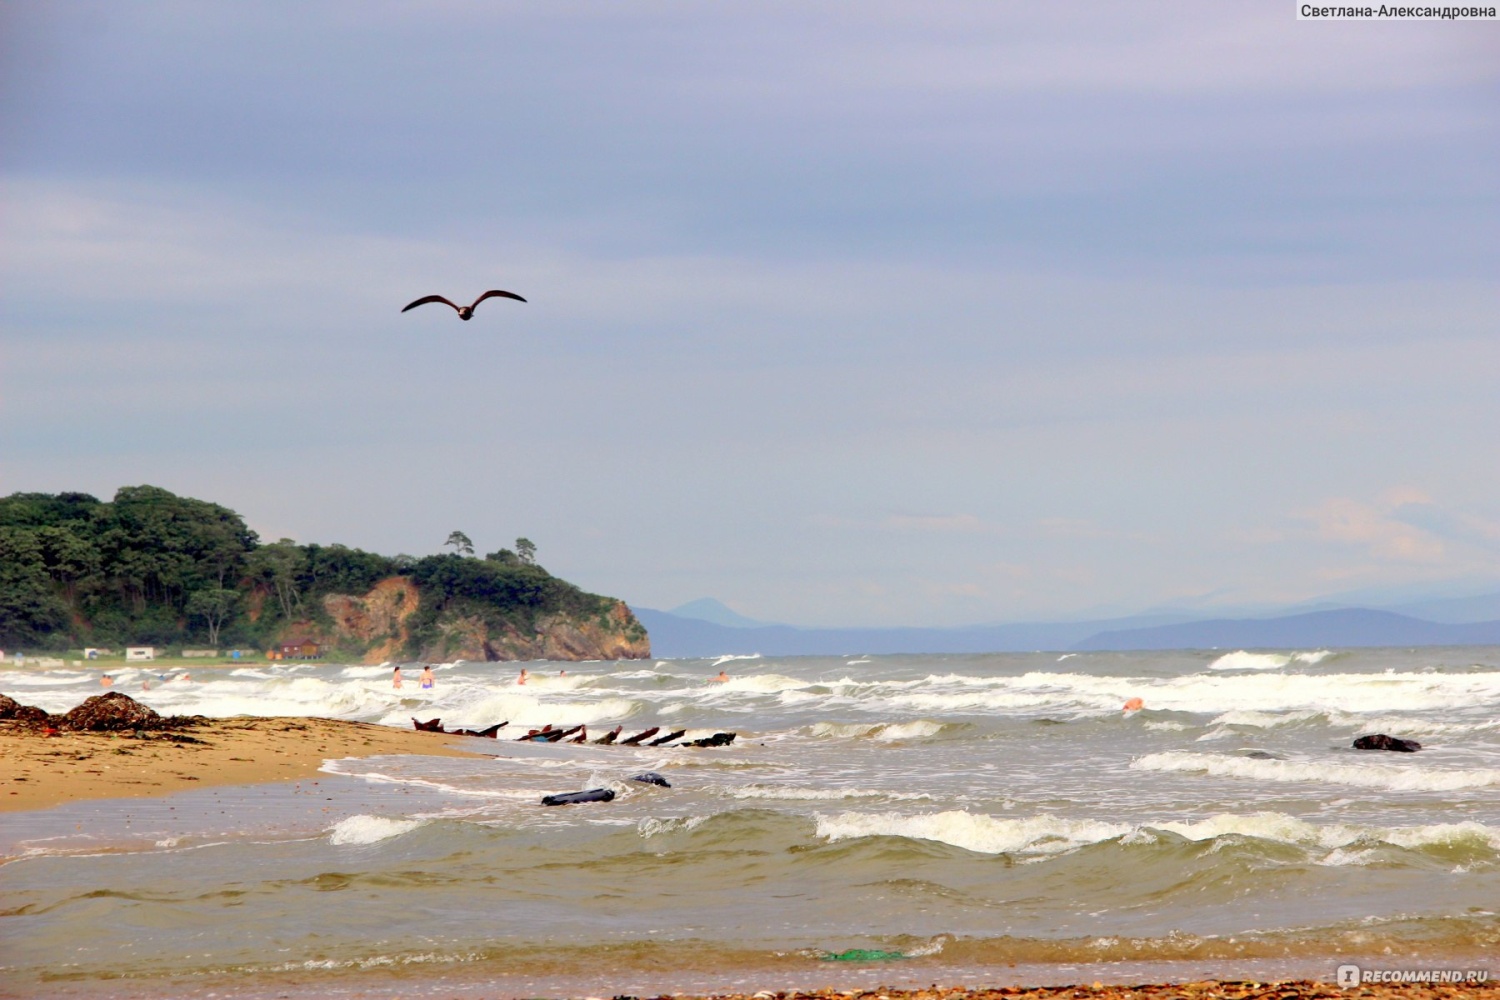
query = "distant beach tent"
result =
(400, 289, 527, 320)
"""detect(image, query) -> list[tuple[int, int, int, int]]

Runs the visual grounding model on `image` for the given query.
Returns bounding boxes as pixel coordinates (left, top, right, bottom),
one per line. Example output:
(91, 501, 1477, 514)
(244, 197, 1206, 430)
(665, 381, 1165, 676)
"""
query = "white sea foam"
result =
(721, 784, 932, 802)
(815, 808, 1500, 859)
(327, 815, 426, 845)
(339, 665, 395, 678)
(816, 810, 1131, 855)
(1131, 751, 1500, 792)
(1209, 651, 1291, 671)
(808, 719, 945, 741)
(875, 720, 945, 740)
(1209, 709, 1324, 729)
(637, 815, 708, 838)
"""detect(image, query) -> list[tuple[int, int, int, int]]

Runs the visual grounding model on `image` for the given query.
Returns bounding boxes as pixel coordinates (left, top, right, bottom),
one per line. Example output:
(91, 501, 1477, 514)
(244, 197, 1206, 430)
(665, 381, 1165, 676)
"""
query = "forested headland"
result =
(0, 486, 649, 662)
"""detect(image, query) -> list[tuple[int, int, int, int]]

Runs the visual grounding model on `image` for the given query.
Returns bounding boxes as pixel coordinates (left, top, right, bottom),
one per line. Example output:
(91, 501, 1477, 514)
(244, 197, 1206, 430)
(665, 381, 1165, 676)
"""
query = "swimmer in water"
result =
(711, 670, 729, 683)
(100, 674, 113, 688)
(1123, 697, 1144, 713)
(419, 664, 434, 689)
(517, 667, 528, 685)
(392, 665, 403, 690)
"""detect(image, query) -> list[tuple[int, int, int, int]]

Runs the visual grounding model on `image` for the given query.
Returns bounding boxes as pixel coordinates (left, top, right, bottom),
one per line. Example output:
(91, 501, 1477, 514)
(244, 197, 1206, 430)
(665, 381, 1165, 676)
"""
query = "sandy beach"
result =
(0, 715, 484, 812)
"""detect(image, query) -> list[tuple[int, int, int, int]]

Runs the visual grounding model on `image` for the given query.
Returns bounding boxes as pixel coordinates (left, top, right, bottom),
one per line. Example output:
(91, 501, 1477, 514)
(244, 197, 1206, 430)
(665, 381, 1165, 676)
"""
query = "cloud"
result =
(1301, 496, 1446, 563)
(881, 513, 1004, 535)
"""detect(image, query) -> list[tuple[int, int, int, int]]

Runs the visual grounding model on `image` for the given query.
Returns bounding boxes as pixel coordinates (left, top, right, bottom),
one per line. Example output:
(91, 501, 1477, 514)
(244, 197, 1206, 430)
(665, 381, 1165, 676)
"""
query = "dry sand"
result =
(0, 716, 485, 812)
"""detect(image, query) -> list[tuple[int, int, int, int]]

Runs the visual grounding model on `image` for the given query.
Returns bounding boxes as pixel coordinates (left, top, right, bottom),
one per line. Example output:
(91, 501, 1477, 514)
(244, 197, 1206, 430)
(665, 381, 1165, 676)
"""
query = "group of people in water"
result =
(392, 664, 436, 690)
(100, 672, 191, 690)
(398, 664, 734, 691)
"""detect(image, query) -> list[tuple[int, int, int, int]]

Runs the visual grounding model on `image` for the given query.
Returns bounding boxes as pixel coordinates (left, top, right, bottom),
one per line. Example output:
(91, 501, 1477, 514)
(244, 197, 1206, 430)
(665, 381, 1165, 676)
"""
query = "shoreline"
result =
(0, 715, 486, 812)
(22, 972, 1500, 1000)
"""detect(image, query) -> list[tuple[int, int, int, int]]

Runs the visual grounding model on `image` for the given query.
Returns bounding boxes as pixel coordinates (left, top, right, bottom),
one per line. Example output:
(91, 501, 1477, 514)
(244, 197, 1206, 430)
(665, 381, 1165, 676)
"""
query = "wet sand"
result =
(0, 716, 485, 812)
(41, 974, 1498, 1000)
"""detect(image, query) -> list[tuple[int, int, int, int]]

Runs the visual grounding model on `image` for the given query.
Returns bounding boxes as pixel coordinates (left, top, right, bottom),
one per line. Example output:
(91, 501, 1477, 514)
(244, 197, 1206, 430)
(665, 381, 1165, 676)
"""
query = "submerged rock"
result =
(631, 771, 671, 787)
(61, 692, 161, 731)
(684, 732, 736, 748)
(1353, 733, 1421, 752)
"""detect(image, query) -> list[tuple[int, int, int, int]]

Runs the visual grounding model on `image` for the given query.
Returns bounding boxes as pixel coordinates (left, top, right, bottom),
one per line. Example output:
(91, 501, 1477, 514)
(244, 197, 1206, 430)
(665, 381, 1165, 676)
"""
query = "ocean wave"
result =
(1131, 750, 1500, 791)
(807, 719, 946, 741)
(327, 815, 426, 845)
(815, 808, 1500, 861)
(816, 810, 1130, 855)
(720, 784, 933, 802)
(1207, 650, 1331, 671)
(1209, 651, 1293, 671)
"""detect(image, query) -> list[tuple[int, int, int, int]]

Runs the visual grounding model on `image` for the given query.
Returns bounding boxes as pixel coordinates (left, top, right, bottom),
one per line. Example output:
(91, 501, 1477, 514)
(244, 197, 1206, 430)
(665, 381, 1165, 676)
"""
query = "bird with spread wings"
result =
(401, 289, 527, 320)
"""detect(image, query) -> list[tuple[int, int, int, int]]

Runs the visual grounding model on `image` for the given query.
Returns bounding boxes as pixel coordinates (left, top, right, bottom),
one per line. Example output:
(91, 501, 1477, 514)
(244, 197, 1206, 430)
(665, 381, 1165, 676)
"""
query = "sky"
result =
(1, 1, 1497, 628)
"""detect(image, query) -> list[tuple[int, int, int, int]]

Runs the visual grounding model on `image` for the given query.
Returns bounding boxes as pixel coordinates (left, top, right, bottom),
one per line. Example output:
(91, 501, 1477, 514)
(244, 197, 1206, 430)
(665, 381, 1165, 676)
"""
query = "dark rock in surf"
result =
(684, 732, 736, 748)
(463, 721, 507, 737)
(540, 787, 616, 806)
(631, 771, 671, 787)
(0, 693, 22, 719)
(647, 729, 687, 746)
(61, 692, 160, 732)
(412, 717, 445, 732)
(1353, 733, 1421, 752)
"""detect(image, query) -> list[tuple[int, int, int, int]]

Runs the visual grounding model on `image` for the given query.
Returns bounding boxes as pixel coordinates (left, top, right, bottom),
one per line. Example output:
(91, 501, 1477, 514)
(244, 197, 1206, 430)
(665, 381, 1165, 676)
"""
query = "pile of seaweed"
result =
(0, 692, 206, 733)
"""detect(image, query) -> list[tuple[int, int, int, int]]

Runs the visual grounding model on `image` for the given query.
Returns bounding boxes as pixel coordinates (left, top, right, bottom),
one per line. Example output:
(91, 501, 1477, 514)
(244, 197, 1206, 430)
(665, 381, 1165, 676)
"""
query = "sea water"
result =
(2, 648, 1498, 997)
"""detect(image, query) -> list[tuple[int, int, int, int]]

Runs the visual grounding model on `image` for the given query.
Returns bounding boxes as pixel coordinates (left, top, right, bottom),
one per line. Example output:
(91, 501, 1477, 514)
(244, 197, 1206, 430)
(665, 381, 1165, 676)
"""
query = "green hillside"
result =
(0, 486, 648, 662)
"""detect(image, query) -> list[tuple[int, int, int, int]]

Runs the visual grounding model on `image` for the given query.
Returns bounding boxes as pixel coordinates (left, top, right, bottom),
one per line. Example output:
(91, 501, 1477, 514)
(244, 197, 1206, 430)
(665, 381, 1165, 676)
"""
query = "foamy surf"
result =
(327, 815, 427, 845)
(1131, 750, 1500, 791)
(5, 645, 1500, 999)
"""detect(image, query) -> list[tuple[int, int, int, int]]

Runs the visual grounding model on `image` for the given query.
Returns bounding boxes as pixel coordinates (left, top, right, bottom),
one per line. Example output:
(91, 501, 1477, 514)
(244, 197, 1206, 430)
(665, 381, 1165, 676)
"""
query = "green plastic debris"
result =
(820, 948, 907, 962)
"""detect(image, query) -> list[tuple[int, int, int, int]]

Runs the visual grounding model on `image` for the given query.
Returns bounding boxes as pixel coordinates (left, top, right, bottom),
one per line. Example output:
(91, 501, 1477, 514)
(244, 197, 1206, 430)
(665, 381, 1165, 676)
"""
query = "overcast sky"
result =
(2, 2, 1496, 627)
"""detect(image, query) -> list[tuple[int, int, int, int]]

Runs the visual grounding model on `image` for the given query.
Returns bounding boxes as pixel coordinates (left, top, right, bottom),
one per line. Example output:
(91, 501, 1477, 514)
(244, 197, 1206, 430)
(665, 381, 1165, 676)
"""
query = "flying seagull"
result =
(401, 289, 527, 320)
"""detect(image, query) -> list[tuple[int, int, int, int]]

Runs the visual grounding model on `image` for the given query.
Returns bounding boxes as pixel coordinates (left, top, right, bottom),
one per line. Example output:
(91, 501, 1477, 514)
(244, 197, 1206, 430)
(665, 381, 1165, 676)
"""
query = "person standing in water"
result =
(419, 664, 435, 690)
(392, 666, 403, 689)
(517, 667, 528, 685)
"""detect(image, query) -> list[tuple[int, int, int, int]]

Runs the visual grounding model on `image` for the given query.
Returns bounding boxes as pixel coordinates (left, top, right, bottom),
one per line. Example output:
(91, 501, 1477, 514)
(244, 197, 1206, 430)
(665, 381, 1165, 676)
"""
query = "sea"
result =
(3, 647, 1499, 998)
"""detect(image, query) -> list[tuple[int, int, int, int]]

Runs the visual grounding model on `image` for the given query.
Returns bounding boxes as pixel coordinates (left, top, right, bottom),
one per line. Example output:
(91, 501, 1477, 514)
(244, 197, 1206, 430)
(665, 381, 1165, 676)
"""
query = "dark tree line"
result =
(0, 486, 607, 655)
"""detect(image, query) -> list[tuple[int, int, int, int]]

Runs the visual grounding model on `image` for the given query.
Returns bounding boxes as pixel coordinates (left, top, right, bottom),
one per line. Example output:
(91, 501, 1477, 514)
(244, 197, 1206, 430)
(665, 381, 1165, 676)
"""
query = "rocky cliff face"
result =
(286, 576, 650, 663)
(421, 600, 650, 663)
(322, 577, 420, 664)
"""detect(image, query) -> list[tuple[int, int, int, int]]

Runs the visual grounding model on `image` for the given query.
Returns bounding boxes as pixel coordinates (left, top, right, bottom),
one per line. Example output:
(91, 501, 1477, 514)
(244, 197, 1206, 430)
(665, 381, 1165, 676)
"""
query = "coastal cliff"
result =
(0, 486, 650, 662)
(314, 577, 649, 663)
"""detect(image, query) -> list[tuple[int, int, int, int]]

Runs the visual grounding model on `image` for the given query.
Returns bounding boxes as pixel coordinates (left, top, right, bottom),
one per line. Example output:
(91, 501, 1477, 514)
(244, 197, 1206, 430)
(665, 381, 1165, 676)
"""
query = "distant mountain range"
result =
(632, 594, 1500, 658)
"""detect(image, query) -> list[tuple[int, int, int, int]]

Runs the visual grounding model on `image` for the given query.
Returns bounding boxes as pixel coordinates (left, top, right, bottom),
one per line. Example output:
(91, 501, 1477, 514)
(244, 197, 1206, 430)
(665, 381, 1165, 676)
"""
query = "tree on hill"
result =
(0, 486, 645, 661)
(247, 540, 304, 621)
(187, 587, 237, 646)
